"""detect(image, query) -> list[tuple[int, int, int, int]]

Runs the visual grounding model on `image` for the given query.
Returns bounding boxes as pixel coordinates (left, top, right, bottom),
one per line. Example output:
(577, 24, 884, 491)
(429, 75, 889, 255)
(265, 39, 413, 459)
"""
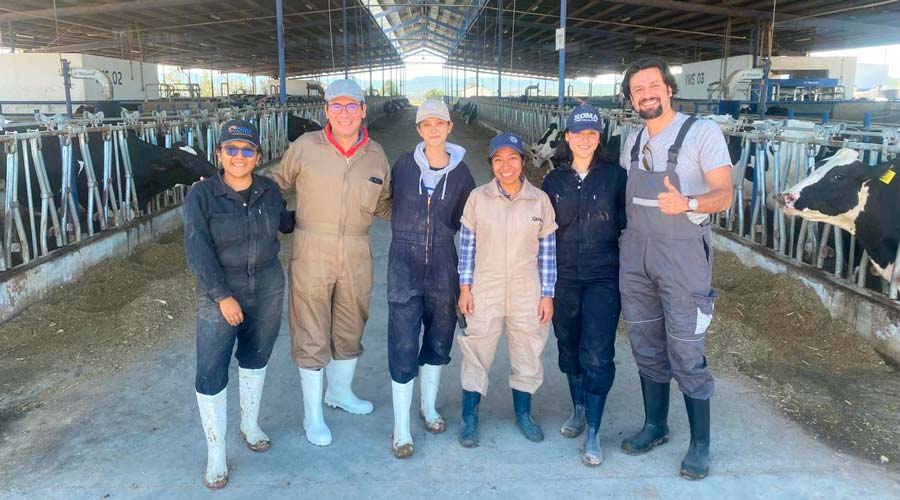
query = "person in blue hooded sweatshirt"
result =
(387, 100, 475, 458)
(541, 104, 627, 467)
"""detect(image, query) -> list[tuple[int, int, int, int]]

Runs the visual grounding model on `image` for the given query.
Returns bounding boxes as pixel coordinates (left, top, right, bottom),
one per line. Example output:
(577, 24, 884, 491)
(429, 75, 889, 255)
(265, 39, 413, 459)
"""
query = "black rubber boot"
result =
(512, 389, 544, 442)
(560, 373, 586, 438)
(581, 392, 607, 467)
(458, 390, 481, 448)
(680, 395, 710, 480)
(621, 375, 670, 455)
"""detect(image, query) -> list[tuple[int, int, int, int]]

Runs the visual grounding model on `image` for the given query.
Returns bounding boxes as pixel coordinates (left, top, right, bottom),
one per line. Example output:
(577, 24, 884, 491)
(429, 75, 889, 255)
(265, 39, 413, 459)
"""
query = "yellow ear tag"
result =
(879, 169, 895, 185)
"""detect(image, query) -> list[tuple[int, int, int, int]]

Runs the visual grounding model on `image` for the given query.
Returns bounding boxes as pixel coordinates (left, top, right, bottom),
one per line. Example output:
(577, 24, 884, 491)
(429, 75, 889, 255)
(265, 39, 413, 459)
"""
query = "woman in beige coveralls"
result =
(456, 132, 558, 447)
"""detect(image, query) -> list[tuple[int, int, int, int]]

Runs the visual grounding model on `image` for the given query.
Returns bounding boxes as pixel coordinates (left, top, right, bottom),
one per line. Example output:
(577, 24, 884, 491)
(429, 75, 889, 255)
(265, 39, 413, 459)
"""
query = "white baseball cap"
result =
(415, 100, 451, 124)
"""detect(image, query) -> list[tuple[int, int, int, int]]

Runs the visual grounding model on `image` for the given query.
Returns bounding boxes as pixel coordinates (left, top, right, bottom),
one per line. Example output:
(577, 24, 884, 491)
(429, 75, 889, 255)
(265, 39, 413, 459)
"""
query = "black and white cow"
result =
(287, 114, 323, 142)
(2, 131, 217, 263)
(529, 123, 562, 171)
(777, 148, 900, 282)
(458, 102, 477, 124)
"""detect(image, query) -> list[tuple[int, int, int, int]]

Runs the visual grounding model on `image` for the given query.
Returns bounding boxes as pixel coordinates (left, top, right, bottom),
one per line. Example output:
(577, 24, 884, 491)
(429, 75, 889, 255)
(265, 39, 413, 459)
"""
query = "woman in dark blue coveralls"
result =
(387, 100, 475, 458)
(183, 119, 293, 489)
(541, 105, 626, 466)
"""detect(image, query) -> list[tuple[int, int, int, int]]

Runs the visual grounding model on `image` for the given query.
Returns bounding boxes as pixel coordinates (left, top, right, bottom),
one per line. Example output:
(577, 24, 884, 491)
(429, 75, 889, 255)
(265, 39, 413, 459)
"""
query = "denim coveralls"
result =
(541, 158, 627, 396)
(183, 171, 292, 395)
(386, 149, 475, 383)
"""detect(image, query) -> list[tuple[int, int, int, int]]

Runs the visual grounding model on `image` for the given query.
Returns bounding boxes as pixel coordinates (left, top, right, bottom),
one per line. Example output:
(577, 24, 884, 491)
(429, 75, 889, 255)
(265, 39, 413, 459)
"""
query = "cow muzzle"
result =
(775, 192, 796, 209)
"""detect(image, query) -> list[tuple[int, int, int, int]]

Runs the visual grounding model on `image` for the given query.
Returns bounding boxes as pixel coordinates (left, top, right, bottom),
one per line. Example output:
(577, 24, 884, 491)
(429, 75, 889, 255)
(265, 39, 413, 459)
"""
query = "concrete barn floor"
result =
(1, 107, 898, 500)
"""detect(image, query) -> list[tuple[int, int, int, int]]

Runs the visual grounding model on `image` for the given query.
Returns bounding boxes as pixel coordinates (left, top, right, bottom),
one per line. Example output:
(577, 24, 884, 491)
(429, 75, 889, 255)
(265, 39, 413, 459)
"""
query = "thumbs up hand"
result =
(658, 176, 689, 215)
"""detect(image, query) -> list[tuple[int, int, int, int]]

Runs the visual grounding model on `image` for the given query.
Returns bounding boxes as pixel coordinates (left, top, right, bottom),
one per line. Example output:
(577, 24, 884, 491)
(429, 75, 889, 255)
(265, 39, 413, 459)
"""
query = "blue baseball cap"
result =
(566, 104, 603, 133)
(219, 119, 260, 148)
(325, 79, 365, 102)
(489, 132, 526, 158)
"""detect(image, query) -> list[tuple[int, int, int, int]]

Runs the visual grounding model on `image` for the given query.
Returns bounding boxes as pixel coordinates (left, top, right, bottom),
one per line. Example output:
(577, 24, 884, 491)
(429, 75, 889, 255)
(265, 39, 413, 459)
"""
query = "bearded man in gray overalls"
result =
(617, 58, 734, 480)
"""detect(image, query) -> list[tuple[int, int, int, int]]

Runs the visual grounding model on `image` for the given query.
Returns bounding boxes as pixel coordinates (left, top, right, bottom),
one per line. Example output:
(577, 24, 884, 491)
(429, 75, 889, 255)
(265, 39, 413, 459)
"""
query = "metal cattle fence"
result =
(456, 97, 900, 301)
(0, 97, 399, 273)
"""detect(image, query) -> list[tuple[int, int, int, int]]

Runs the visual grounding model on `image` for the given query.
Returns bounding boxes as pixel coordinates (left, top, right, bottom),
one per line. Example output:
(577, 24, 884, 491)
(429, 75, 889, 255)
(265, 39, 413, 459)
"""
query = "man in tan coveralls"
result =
(272, 79, 392, 446)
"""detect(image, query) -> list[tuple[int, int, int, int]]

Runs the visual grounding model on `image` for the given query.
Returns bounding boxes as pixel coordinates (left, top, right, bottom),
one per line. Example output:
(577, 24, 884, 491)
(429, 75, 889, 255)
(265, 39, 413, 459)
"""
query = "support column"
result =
(276, 0, 287, 104)
(462, 44, 467, 98)
(475, 23, 481, 97)
(558, 0, 566, 126)
(367, 3, 373, 97)
(497, 0, 503, 98)
(342, 0, 349, 78)
(61, 58, 73, 118)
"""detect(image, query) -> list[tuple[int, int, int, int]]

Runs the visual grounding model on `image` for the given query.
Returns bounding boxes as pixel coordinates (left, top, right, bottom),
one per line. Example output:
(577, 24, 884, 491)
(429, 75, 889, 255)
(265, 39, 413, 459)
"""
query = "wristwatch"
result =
(687, 197, 699, 212)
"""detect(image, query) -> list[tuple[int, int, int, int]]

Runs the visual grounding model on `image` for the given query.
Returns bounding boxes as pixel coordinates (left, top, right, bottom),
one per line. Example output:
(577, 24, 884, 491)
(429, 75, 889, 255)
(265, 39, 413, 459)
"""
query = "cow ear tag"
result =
(879, 169, 895, 185)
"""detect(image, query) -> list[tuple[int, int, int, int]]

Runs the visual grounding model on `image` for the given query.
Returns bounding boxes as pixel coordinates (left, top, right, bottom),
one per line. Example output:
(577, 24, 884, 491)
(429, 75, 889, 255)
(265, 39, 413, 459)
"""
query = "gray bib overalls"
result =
(619, 117, 717, 400)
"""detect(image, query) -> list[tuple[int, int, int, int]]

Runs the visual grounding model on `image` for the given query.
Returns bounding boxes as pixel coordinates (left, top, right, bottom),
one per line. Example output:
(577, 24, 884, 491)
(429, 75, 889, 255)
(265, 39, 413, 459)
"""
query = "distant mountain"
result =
(404, 76, 445, 98)
(356, 75, 617, 99)
(401, 76, 615, 99)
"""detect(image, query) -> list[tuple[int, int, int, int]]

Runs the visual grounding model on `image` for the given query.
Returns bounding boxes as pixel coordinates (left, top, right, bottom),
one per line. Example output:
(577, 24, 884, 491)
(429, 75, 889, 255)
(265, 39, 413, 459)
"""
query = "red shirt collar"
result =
(325, 123, 368, 158)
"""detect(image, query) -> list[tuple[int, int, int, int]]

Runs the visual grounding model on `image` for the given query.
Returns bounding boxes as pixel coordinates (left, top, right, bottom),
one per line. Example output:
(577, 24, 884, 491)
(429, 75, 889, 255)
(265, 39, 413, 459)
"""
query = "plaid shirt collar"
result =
(491, 177, 539, 200)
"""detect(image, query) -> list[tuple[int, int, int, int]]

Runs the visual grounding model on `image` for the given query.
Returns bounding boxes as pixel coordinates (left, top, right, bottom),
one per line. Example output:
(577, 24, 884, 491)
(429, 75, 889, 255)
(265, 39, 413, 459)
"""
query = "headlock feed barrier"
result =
(0, 97, 401, 273)
(455, 96, 900, 302)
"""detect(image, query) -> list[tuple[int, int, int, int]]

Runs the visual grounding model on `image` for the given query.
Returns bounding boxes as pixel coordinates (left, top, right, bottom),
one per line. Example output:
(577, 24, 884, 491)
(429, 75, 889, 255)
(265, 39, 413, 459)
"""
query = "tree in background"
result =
(383, 80, 397, 96)
(424, 89, 444, 100)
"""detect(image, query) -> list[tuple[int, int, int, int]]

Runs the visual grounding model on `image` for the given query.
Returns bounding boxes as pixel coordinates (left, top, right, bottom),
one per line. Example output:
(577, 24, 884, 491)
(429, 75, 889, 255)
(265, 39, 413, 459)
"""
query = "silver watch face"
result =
(688, 198, 699, 211)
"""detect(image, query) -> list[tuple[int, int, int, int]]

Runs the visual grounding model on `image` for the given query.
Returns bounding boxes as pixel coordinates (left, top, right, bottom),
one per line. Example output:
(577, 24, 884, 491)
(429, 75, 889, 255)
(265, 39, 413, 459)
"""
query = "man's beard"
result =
(637, 99, 664, 119)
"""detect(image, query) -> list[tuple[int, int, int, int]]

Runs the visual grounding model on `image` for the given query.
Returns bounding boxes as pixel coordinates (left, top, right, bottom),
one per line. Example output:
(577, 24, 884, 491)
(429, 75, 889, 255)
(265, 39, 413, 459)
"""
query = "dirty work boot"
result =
(239, 366, 271, 452)
(561, 373, 586, 438)
(621, 376, 670, 455)
(324, 358, 374, 415)
(680, 395, 711, 480)
(196, 388, 228, 489)
(419, 364, 446, 433)
(299, 367, 332, 446)
(458, 390, 481, 448)
(582, 392, 607, 467)
(391, 379, 415, 459)
(512, 389, 544, 442)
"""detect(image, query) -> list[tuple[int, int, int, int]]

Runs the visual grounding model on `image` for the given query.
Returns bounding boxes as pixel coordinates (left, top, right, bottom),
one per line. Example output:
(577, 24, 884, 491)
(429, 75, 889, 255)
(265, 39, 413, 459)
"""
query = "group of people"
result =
(182, 57, 733, 490)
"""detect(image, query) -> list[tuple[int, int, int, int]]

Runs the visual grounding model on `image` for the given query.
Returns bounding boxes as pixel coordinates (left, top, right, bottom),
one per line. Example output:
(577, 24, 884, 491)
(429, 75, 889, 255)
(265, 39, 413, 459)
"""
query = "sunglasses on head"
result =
(223, 146, 258, 158)
(328, 102, 361, 114)
(641, 143, 653, 171)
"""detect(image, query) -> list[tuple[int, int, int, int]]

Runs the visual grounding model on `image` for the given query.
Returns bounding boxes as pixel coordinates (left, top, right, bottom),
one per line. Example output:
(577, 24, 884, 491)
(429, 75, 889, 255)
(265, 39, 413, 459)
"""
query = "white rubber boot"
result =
(391, 379, 415, 459)
(324, 358, 374, 415)
(299, 367, 333, 446)
(419, 364, 446, 433)
(239, 366, 271, 452)
(196, 388, 228, 489)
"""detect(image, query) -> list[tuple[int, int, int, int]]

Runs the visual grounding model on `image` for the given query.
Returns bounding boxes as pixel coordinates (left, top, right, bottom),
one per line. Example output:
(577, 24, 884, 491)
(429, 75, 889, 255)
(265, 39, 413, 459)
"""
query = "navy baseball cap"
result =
(566, 104, 603, 133)
(219, 119, 260, 148)
(489, 132, 526, 158)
